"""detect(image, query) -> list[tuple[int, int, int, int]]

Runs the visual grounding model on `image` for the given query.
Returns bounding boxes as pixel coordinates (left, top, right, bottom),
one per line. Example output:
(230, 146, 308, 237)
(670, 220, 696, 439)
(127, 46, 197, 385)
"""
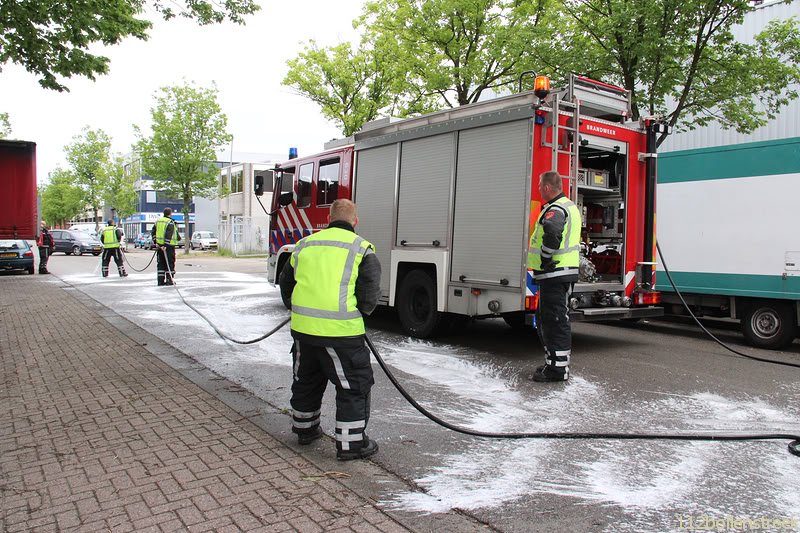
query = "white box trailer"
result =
(657, 137, 800, 349)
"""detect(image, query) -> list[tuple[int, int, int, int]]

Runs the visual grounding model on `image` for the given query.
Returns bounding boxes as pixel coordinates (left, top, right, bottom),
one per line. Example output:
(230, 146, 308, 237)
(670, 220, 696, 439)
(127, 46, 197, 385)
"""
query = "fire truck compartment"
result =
(353, 143, 397, 297)
(574, 142, 628, 293)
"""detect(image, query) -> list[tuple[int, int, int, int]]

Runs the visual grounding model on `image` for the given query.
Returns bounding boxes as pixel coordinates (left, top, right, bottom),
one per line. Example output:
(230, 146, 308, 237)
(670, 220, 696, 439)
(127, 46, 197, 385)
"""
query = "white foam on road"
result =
(61, 270, 800, 526)
(61, 270, 294, 368)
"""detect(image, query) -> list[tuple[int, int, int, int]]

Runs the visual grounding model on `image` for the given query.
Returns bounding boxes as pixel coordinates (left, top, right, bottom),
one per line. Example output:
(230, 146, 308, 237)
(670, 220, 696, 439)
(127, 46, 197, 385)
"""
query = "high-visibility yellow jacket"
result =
(101, 226, 120, 249)
(527, 195, 581, 281)
(154, 216, 178, 246)
(289, 226, 376, 337)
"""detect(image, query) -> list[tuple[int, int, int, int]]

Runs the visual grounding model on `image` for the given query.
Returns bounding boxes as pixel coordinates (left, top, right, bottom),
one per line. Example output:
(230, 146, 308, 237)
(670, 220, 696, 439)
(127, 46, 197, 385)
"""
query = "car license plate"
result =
(0, 252, 17, 258)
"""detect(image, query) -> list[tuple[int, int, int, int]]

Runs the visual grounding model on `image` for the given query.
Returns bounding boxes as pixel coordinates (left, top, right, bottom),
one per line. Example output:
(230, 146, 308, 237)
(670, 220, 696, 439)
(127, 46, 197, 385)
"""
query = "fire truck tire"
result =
(277, 255, 291, 309)
(502, 311, 527, 330)
(741, 301, 796, 350)
(397, 269, 442, 338)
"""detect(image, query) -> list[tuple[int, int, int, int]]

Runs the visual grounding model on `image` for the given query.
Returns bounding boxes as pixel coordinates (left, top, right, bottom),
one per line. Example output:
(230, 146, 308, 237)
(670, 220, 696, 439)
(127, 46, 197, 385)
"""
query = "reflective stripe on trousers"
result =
(537, 281, 573, 371)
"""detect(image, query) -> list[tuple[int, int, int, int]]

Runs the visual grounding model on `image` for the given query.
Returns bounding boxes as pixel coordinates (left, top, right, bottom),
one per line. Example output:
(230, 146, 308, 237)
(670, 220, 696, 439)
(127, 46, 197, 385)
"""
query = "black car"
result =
(51, 229, 103, 256)
(0, 239, 35, 274)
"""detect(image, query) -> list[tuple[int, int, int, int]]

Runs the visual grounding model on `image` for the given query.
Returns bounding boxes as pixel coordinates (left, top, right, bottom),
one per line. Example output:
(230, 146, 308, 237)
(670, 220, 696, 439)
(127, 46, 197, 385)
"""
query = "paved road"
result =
(39, 250, 800, 532)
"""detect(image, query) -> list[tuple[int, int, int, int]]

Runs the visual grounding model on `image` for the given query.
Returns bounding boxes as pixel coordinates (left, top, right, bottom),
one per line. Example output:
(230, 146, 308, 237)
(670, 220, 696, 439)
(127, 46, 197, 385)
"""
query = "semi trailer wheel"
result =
(396, 269, 442, 338)
(741, 301, 796, 350)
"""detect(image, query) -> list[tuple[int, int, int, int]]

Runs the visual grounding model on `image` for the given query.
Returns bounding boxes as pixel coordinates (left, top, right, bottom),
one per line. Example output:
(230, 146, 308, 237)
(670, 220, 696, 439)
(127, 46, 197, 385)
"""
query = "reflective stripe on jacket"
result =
(102, 226, 120, 248)
(289, 227, 375, 337)
(527, 196, 581, 280)
(154, 217, 178, 245)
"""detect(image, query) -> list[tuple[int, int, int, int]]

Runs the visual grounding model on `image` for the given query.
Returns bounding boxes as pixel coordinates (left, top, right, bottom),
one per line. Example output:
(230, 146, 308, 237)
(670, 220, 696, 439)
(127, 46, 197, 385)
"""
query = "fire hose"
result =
(120, 247, 157, 272)
(157, 248, 800, 457)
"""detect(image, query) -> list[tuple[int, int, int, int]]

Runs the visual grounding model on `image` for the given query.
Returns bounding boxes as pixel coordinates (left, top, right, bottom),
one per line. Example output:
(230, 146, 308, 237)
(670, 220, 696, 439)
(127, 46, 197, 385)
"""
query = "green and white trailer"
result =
(657, 137, 800, 349)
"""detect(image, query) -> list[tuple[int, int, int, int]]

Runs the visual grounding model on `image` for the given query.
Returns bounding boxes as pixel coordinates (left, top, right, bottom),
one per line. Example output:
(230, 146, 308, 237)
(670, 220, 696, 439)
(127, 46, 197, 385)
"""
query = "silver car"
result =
(190, 231, 218, 250)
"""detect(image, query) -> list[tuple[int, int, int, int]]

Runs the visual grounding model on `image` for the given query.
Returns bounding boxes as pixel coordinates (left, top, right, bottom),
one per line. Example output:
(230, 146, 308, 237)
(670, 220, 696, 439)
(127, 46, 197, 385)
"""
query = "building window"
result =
(316, 158, 340, 206)
(231, 170, 244, 193)
(298, 163, 313, 208)
(146, 191, 156, 203)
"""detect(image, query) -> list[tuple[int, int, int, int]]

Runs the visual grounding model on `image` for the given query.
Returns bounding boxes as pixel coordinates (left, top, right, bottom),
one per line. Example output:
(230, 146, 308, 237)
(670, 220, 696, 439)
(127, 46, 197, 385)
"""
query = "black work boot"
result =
(337, 436, 378, 461)
(529, 364, 568, 382)
(296, 426, 323, 445)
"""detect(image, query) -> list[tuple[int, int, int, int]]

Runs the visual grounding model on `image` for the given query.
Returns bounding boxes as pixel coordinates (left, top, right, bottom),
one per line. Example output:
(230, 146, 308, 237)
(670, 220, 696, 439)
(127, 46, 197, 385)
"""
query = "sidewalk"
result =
(0, 276, 482, 532)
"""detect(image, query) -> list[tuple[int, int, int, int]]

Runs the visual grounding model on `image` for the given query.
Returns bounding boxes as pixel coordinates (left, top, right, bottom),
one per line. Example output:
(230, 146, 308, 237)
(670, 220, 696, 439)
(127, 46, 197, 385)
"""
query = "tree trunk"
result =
(183, 204, 191, 255)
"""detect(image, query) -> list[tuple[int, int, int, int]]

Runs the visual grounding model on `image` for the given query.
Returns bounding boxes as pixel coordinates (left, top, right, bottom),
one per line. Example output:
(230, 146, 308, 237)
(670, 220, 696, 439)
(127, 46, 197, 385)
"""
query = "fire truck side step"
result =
(579, 308, 629, 316)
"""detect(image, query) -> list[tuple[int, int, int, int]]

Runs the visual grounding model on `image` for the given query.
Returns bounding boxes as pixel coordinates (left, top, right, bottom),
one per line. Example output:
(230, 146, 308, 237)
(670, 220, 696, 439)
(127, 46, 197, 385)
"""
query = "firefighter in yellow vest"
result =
(527, 171, 581, 382)
(279, 199, 382, 460)
(151, 208, 180, 286)
(100, 220, 128, 278)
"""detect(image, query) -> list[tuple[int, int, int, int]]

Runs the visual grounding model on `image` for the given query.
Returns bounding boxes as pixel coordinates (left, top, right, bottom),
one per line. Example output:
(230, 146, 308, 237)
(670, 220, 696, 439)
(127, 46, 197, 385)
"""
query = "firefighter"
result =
(152, 208, 180, 286)
(100, 220, 128, 278)
(279, 199, 382, 461)
(527, 171, 581, 382)
(37, 224, 55, 274)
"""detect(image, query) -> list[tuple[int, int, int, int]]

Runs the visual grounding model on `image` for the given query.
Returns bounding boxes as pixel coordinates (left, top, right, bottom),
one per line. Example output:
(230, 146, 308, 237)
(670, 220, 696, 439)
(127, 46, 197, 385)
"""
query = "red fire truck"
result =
(262, 74, 665, 337)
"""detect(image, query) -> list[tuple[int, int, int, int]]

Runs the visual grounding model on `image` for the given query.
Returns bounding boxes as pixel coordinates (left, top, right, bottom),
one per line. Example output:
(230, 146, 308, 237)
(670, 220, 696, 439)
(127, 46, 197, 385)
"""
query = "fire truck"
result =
(261, 74, 665, 337)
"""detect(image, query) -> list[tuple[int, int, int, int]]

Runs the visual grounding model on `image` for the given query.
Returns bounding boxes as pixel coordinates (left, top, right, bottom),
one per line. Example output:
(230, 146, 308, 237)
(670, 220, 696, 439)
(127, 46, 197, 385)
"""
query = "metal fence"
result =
(218, 215, 269, 256)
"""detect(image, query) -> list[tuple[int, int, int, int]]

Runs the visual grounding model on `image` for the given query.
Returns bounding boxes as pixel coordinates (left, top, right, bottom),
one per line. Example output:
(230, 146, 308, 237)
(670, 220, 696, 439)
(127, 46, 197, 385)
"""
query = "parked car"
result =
(135, 233, 156, 249)
(0, 239, 35, 274)
(190, 231, 218, 250)
(51, 229, 103, 256)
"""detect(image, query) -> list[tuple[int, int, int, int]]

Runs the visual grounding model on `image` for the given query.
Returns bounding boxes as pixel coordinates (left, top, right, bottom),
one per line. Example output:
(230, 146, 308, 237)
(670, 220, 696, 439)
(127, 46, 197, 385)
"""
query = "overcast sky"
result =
(0, 0, 365, 184)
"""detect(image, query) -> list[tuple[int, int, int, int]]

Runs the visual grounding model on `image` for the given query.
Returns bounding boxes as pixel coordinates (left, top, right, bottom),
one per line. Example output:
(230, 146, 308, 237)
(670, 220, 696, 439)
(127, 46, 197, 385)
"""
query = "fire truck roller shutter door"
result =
(450, 119, 532, 288)
(353, 144, 398, 297)
(396, 133, 455, 248)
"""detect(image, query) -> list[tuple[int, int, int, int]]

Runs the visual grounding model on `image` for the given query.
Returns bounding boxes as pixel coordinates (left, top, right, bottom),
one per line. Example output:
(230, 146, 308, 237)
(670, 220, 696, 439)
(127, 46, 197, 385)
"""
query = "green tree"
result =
(64, 127, 113, 232)
(136, 82, 232, 254)
(359, 0, 554, 110)
(552, 0, 800, 144)
(40, 168, 86, 228)
(104, 154, 138, 220)
(0, 0, 260, 92)
(284, 41, 401, 136)
(284, 0, 557, 134)
(0, 111, 10, 138)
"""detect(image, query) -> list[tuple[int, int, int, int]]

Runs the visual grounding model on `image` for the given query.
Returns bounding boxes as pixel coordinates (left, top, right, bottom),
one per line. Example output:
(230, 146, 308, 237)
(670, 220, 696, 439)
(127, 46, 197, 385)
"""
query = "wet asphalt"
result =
(27, 249, 800, 533)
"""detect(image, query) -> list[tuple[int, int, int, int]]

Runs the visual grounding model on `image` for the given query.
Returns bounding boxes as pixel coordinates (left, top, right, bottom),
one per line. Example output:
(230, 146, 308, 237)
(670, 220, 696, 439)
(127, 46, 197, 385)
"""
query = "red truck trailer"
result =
(0, 140, 38, 240)
(263, 74, 665, 337)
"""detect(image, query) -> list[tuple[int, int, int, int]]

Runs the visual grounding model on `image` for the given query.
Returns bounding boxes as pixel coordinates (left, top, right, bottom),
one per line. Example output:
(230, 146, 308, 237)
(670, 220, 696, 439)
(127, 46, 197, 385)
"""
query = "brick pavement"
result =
(0, 276, 448, 532)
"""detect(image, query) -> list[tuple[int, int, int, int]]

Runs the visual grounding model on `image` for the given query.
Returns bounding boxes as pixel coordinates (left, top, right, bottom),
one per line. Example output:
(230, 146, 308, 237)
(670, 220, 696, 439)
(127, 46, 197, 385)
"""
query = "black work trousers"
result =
(38, 247, 50, 273)
(101, 248, 126, 277)
(289, 339, 374, 452)
(156, 245, 176, 285)
(536, 279, 573, 371)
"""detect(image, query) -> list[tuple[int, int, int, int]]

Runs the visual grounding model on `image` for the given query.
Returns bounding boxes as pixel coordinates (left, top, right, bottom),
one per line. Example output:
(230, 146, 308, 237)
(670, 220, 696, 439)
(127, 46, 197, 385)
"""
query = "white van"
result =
(69, 223, 100, 238)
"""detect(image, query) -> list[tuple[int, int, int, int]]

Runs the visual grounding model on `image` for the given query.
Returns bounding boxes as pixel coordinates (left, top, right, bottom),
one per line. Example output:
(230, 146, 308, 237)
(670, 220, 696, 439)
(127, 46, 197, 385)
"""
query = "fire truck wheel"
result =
(397, 269, 442, 338)
(502, 311, 527, 330)
(741, 301, 796, 350)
